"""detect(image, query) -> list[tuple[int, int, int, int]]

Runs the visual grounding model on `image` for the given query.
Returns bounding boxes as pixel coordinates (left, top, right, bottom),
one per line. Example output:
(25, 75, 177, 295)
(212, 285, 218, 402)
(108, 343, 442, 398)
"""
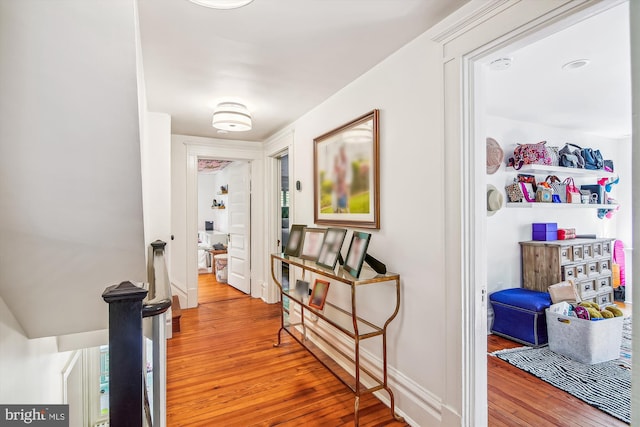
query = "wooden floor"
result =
(166, 273, 407, 427)
(487, 301, 630, 427)
(167, 275, 629, 426)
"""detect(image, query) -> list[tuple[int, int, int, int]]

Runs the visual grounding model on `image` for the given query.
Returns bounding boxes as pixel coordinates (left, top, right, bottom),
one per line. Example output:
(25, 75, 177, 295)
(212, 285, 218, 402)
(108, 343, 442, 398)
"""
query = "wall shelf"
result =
(506, 164, 616, 177)
(506, 202, 618, 209)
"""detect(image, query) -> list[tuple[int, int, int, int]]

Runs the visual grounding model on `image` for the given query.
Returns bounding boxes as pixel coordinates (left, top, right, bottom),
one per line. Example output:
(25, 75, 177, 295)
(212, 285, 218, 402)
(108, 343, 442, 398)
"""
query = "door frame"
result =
(437, 0, 630, 424)
(264, 130, 294, 304)
(184, 140, 264, 308)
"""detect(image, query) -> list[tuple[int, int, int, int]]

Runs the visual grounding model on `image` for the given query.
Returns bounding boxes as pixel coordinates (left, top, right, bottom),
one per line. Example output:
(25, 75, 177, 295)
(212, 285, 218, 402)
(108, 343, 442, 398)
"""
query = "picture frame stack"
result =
(282, 224, 374, 279)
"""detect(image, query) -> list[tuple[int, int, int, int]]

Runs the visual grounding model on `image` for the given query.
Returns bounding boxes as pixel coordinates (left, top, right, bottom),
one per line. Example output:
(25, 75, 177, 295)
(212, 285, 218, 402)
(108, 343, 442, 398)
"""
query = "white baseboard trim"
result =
(296, 314, 448, 426)
(182, 284, 197, 308)
(260, 280, 279, 304)
(170, 282, 188, 308)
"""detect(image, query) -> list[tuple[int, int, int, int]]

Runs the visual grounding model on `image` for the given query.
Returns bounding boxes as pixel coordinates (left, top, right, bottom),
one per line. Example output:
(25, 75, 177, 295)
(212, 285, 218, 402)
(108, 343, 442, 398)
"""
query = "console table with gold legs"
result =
(270, 253, 404, 426)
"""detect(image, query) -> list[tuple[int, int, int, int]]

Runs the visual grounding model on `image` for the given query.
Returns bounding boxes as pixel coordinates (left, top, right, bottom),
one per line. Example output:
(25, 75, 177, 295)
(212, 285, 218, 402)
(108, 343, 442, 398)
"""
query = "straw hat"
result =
(486, 137, 504, 174)
(487, 184, 503, 216)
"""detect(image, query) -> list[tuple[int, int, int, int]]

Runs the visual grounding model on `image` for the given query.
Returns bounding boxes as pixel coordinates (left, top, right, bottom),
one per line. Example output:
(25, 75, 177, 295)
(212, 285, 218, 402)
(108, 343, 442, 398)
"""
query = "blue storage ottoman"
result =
(490, 288, 552, 347)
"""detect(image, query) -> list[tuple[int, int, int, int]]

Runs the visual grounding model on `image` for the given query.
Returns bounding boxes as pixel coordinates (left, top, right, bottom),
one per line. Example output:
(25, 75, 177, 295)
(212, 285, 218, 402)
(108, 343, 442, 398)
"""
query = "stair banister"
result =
(102, 240, 172, 427)
(102, 281, 148, 427)
(142, 240, 172, 427)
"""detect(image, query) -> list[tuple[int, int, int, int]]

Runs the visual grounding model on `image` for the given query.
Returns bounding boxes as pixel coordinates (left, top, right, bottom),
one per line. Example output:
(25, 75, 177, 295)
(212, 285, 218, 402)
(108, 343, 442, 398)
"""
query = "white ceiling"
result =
(137, 1, 631, 142)
(482, 2, 631, 139)
(137, 0, 468, 141)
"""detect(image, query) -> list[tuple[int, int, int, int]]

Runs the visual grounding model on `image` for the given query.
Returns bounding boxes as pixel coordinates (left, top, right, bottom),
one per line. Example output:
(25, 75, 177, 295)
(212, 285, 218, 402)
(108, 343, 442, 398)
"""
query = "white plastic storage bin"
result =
(545, 309, 623, 364)
(214, 254, 228, 283)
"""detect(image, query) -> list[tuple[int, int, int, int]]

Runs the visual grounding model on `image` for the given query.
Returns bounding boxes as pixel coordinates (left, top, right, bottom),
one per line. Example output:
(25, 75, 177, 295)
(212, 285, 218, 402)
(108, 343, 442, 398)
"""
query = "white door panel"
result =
(227, 162, 251, 294)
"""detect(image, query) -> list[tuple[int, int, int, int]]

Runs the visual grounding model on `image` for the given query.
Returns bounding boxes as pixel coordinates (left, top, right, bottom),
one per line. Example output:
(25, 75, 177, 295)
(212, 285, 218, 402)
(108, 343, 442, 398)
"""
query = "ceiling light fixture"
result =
(562, 59, 590, 70)
(212, 102, 252, 132)
(188, 0, 254, 10)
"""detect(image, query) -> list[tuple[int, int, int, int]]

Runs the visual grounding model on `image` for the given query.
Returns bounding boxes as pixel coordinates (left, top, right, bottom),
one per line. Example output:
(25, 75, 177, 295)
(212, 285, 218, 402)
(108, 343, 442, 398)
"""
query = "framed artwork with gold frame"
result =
(314, 110, 380, 229)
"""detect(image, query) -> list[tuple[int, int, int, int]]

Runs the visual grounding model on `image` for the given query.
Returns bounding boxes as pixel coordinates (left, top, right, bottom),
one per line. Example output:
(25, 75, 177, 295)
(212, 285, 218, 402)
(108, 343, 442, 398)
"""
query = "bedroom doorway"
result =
(464, 1, 632, 420)
(197, 158, 233, 298)
(184, 140, 261, 308)
(196, 159, 251, 296)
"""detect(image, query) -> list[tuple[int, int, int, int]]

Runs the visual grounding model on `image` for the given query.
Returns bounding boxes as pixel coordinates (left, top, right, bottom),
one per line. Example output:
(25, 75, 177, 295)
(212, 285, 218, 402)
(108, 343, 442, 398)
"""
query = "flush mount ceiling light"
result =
(189, 0, 254, 9)
(562, 59, 590, 70)
(212, 102, 252, 132)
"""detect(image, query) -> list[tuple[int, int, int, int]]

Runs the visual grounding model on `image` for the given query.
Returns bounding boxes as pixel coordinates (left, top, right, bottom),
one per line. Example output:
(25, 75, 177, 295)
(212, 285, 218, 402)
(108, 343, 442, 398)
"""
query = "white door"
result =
(227, 161, 251, 294)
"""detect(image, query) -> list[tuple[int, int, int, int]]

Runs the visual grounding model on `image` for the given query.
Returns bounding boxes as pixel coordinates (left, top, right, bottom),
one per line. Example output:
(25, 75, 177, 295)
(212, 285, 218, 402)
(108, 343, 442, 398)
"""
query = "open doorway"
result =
(279, 153, 290, 289)
(197, 158, 232, 300)
(181, 140, 261, 309)
(473, 1, 632, 423)
(195, 158, 251, 296)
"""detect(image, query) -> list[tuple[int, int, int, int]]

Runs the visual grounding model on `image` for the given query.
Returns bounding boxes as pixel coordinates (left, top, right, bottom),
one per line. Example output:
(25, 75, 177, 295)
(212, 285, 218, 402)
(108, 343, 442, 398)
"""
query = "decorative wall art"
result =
(314, 110, 380, 229)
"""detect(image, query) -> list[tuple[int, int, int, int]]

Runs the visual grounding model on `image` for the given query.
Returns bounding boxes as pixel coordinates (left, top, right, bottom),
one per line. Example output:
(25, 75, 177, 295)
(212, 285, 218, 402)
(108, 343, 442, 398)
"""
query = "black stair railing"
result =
(102, 240, 172, 427)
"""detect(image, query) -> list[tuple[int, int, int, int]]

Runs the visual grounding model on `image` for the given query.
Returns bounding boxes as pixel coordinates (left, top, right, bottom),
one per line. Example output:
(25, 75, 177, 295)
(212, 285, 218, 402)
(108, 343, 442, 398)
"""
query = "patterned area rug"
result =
(490, 317, 632, 424)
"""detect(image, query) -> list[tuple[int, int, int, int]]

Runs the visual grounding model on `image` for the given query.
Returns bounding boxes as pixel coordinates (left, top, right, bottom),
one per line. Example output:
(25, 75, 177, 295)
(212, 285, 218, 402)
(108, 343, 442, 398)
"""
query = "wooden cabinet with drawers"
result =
(520, 238, 614, 305)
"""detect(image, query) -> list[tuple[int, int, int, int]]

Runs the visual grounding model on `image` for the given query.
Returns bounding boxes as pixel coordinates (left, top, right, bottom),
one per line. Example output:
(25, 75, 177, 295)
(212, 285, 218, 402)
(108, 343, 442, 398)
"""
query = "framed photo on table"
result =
(294, 279, 310, 301)
(284, 224, 306, 257)
(316, 228, 347, 269)
(308, 279, 330, 310)
(344, 231, 371, 278)
(299, 228, 327, 261)
(313, 110, 380, 229)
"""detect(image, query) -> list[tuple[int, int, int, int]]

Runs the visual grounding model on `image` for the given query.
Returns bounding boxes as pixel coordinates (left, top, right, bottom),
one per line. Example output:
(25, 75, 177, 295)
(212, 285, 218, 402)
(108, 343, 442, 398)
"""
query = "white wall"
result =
(142, 112, 172, 249)
(285, 30, 448, 426)
(198, 169, 230, 233)
(198, 173, 217, 231)
(0, 0, 147, 339)
(0, 296, 72, 403)
(485, 116, 631, 296)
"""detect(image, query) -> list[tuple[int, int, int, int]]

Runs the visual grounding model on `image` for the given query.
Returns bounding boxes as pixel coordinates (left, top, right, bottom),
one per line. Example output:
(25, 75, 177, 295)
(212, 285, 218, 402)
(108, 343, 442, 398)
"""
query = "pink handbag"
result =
(564, 177, 581, 204)
(509, 141, 553, 170)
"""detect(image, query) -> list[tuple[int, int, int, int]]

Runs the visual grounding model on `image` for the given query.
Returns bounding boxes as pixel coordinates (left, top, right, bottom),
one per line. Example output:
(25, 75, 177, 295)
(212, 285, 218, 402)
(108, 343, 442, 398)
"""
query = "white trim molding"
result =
(263, 130, 294, 304)
(182, 137, 264, 307)
(438, 0, 621, 425)
(295, 315, 444, 427)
